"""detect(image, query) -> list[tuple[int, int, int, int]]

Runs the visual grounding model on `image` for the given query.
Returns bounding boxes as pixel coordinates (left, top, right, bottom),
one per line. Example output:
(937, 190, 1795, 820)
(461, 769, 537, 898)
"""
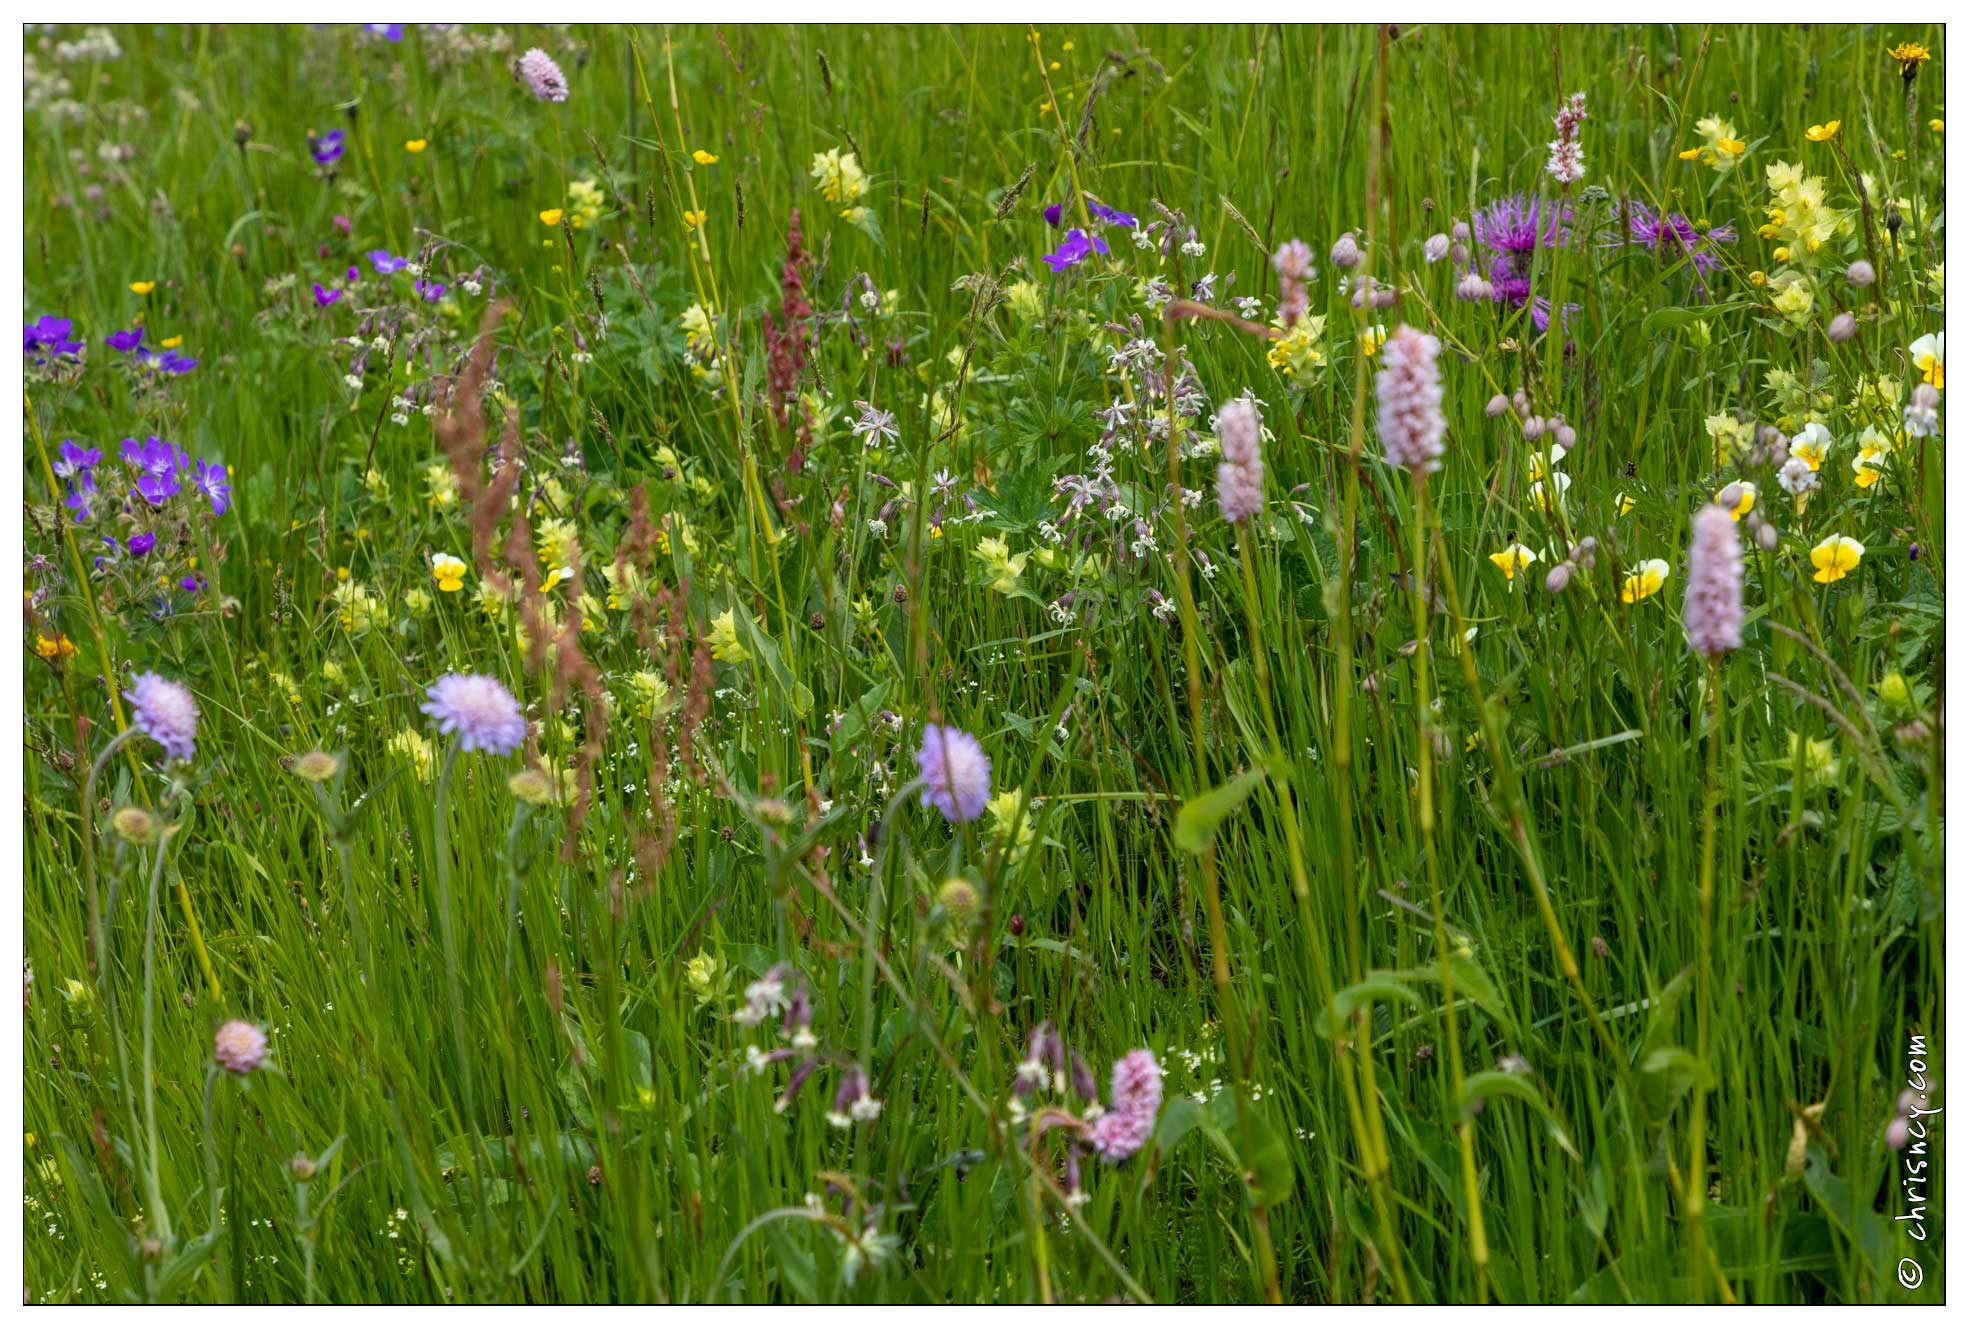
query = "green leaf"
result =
(1315, 978, 1425, 1039)
(735, 605, 814, 716)
(1174, 764, 1274, 854)
(1460, 1071, 1580, 1159)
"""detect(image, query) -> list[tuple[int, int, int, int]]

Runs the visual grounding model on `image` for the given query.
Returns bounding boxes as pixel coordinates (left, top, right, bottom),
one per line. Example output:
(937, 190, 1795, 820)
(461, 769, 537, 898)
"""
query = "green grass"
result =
(22, 21, 1945, 1304)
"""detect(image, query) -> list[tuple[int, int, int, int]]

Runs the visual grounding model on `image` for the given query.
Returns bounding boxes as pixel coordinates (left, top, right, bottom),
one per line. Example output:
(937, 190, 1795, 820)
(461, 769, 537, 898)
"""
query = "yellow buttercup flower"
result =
(1809, 534, 1864, 583)
(539, 208, 565, 226)
(129, 280, 155, 295)
(682, 208, 708, 230)
(1489, 544, 1537, 580)
(1805, 121, 1840, 142)
(1621, 558, 1670, 604)
(430, 552, 468, 593)
(1678, 145, 1705, 161)
(693, 149, 719, 165)
(33, 633, 78, 661)
(405, 138, 428, 153)
(160, 335, 183, 348)
(1929, 118, 1944, 134)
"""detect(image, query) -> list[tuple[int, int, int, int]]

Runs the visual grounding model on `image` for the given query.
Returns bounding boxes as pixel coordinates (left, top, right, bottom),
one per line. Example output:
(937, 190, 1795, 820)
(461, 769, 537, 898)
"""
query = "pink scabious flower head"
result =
(1087, 1048, 1163, 1162)
(1546, 91, 1587, 185)
(1375, 325, 1447, 474)
(517, 47, 569, 103)
(422, 672, 528, 755)
(1214, 395, 1265, 523)
(917, 724, 991, 823)
(127, 671, 199, 763)
(1684, 503, 1745, 658)
(213, 1019, 267, 1074)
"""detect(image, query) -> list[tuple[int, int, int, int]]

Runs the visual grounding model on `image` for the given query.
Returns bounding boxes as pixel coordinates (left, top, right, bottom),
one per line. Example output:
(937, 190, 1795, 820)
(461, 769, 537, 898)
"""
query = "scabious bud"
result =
(1846, 259, 1876, 287)
(111, 806, 158, 844)
(1214, 396, 1265, 523)
(1375, 325, 1446, 474)
(288, 750, 341, 783)
(1828, 312, 1857, 342)
(1684, 503, 1745, 658)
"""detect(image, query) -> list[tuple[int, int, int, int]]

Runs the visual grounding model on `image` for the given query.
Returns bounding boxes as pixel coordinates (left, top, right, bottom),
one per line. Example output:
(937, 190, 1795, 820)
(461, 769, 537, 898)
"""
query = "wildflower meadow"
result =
(17, 21, 1950, 1306)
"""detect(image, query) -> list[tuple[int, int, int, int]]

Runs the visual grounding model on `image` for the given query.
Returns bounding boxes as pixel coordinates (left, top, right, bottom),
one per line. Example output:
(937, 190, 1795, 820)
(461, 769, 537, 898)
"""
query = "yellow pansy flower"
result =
(1621, 558, 1670, 604)
(1790, 422, 1830, 471)
(1716, 482, 1757, 520)
(1489, 544, 1537, 580)
(1809, 534, 1864, 583)
(1359, 324, 1388, 357)
(430, 552, 467, 593)
(1614, 491, 1636, 516)
(1852, 441, 1888, 488)
(1909, 332, 1943, 388)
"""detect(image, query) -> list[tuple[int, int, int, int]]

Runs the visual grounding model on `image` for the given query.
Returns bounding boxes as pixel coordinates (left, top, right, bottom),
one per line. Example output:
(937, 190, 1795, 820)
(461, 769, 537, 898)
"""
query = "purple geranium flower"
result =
(309, 129, 347, 167)
(121, 436, 185, 477)
(1086, 199, 1137, 228)
(362, 23, 405, 40)
(158, 350, 199, 374)
(194, 459, 231, 516)
(133, 472, 182, 506)
(1042, 227, 1110, 273)
(63, 474, 99, 522)
(105, 328, 144, 353)
(313, 283, 343, 307)
(129, 531, 157, 556)
(54, 440, 101, 479)
(368, 250, 409, 275)
(415, 279, 447, 302)
(25, 315, 84, 359)
(1043, 202, 1064, 227)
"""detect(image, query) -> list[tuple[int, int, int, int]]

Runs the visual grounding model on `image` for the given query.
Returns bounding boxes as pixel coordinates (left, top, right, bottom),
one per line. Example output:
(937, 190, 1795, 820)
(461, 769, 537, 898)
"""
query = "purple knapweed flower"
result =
(423, 672, 528, 755)
(128, 670, 199, 762)
(1618, 203, 1734, 288)
(1472, 194, 1570, 320)
(917, 724, 991, 824)
(1042, 227, 1109, 273)
(1376, 325, 1447, 474)
(105, 328, 144, 353)
(518, 47, 569, 103)
(1088, 1048, 1163, 1163)
(213, 1020, 267, 1074)
(1214, 396, 1265, 523)
(309, 129, 346, 167)
(1684, 503, 1744, 658)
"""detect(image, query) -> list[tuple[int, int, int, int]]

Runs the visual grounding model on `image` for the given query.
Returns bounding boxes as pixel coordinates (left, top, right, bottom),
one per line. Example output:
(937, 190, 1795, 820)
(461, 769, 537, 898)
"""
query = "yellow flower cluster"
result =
(1761, 161, 1848, 264)
(331, 581, 386, 634)
(1267, 314, 1329, 386)
(1679, 114, 1747, 171)
(567, 178, 605, 229)
(810, 147, 869, 222)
